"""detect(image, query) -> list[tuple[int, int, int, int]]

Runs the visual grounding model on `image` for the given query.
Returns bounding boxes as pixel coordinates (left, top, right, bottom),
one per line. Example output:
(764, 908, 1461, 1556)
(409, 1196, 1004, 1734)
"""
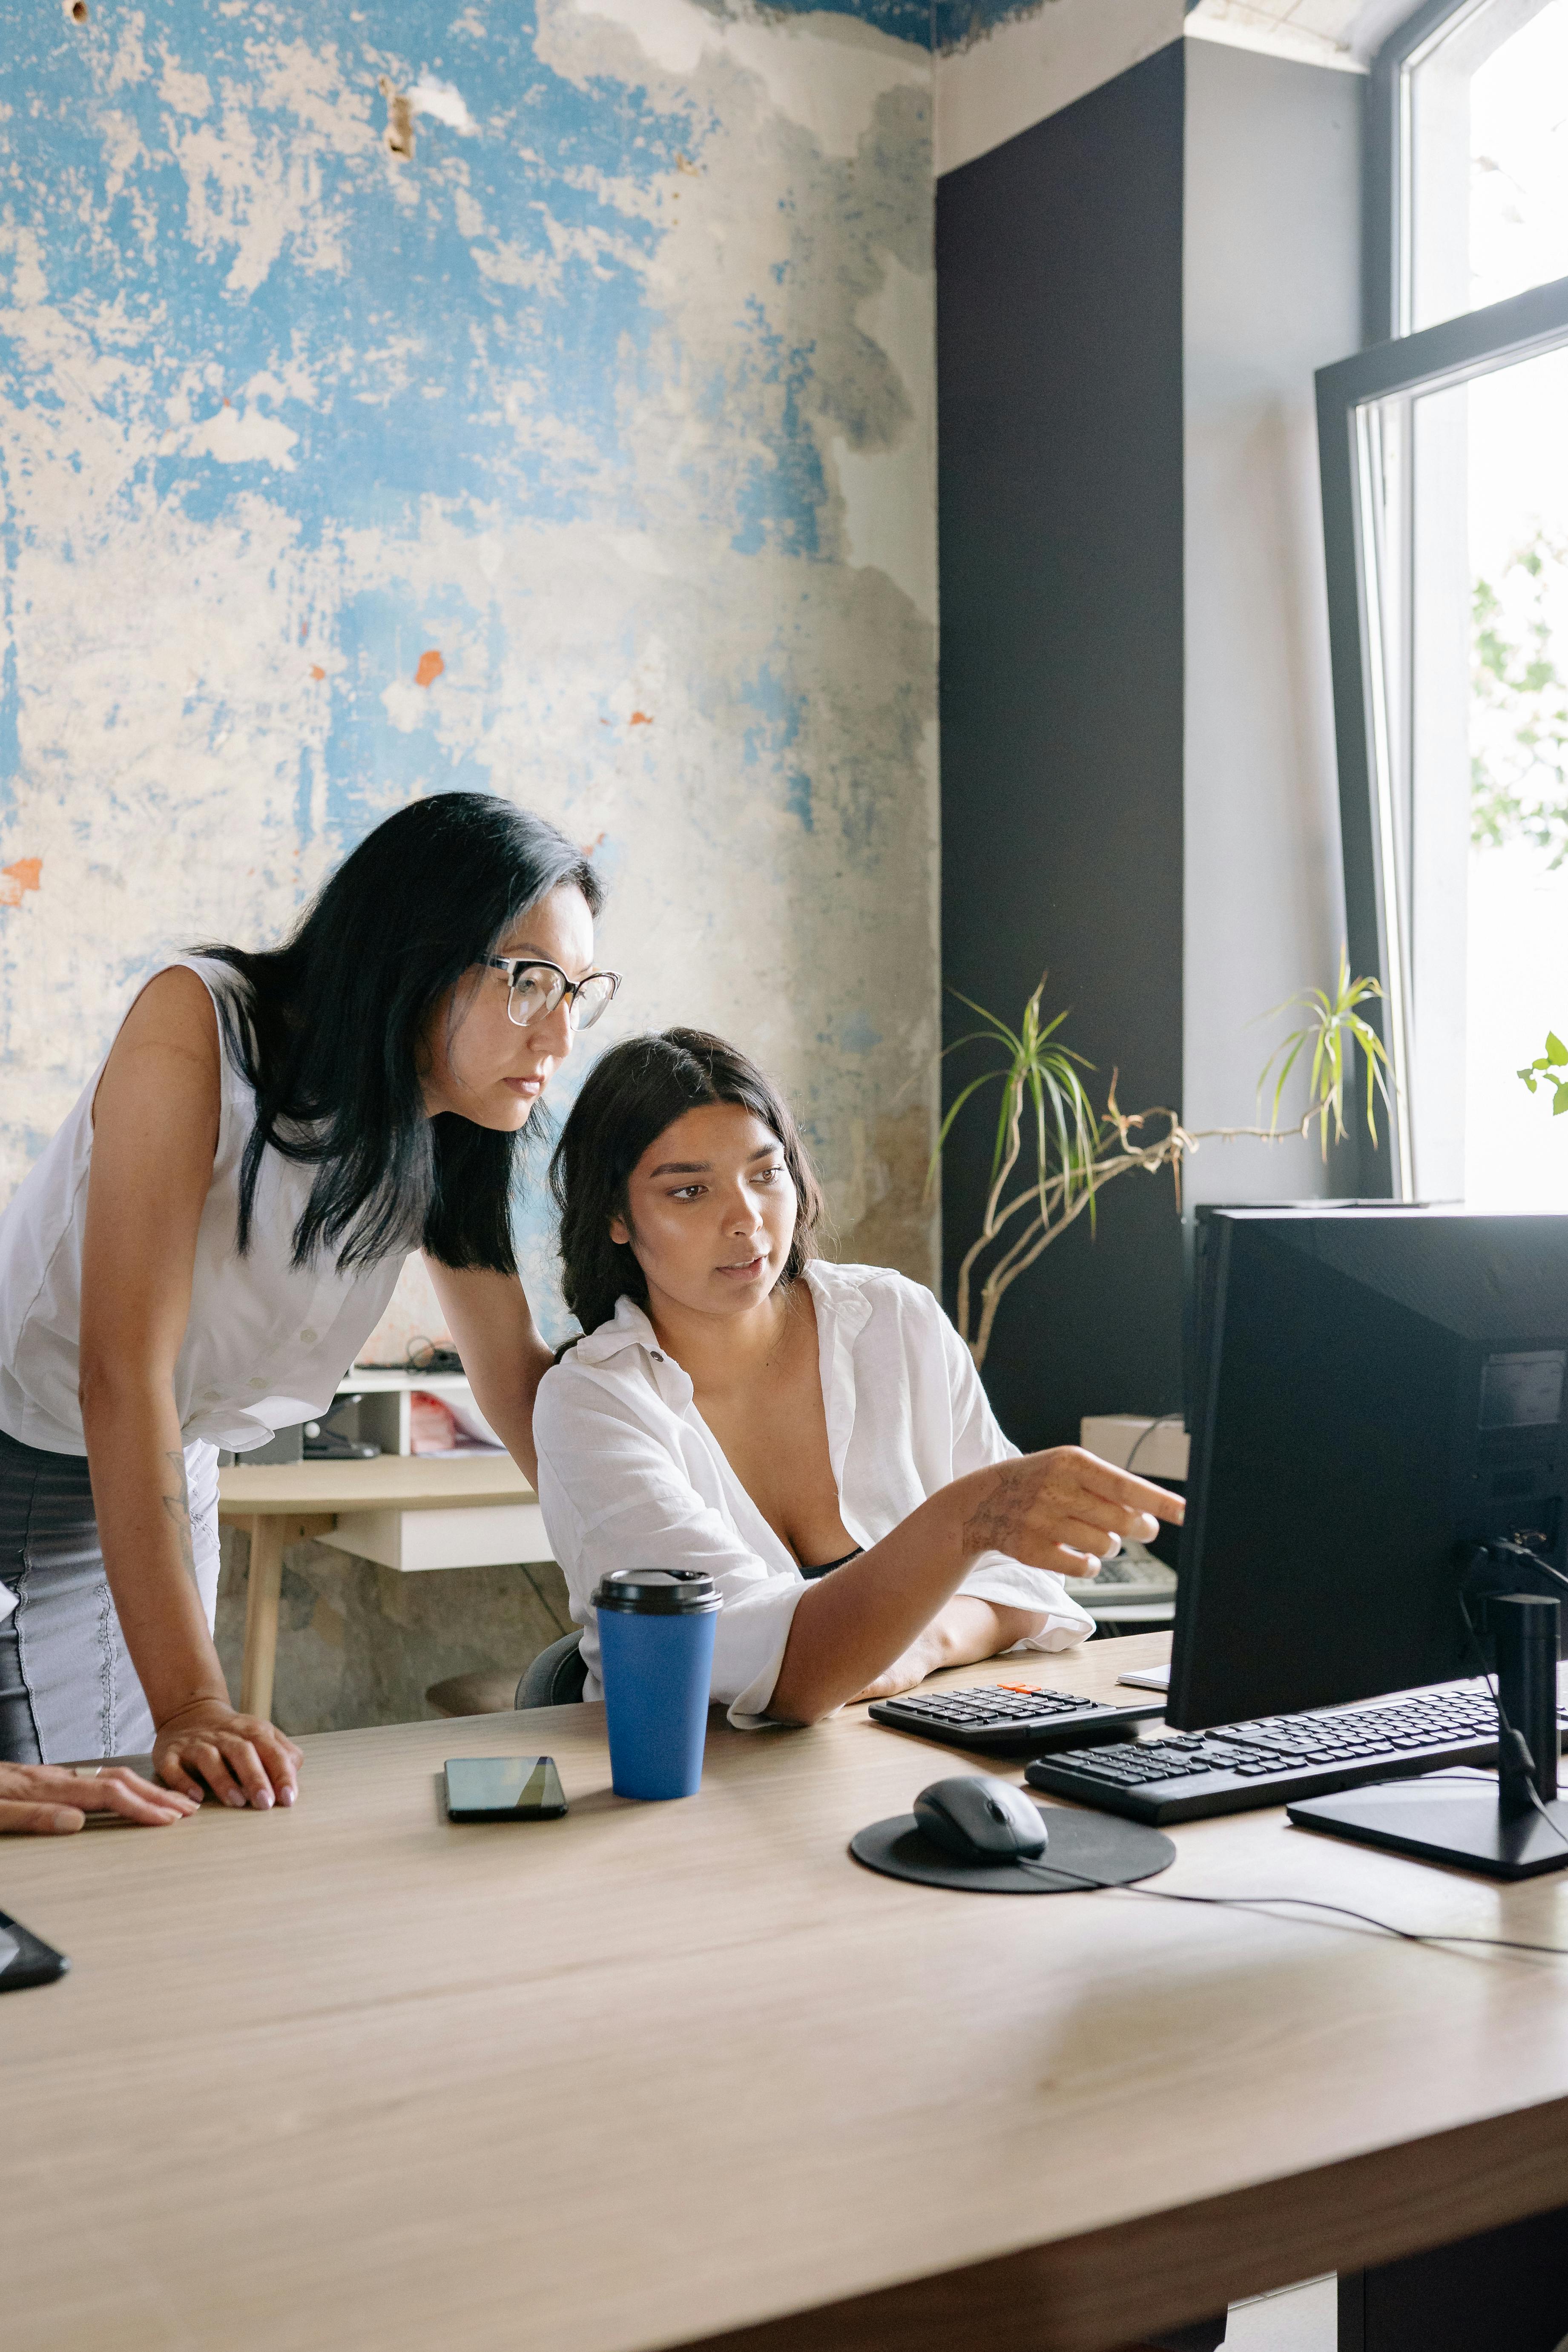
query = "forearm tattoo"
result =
(161, 1448, 199, 1590)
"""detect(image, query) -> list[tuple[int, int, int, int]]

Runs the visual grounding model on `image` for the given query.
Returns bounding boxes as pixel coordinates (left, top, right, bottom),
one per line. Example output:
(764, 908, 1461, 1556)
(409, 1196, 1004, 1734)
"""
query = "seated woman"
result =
(534, 1030, 1183, 1726)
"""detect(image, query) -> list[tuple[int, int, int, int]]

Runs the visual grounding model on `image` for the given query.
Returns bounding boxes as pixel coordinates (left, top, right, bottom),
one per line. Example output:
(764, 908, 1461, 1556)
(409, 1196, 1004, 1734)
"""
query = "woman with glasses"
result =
(0, 791, 619, 1815)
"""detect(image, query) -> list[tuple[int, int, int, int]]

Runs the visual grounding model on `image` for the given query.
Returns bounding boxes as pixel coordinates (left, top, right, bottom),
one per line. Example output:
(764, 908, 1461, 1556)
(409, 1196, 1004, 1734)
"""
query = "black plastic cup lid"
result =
(592, 1568, 721, 1614)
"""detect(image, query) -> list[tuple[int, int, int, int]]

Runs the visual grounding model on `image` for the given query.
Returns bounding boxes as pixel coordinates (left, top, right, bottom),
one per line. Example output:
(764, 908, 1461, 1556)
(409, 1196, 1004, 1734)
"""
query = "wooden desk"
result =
(5, 1632, 1568, 2352)
(218, 1455, 541, 1719)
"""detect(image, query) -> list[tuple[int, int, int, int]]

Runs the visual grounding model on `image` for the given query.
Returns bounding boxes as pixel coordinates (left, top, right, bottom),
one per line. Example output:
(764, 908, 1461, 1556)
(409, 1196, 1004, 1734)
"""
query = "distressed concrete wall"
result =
(0, 0, 938, 1729)
(0, 0, 939, 1294)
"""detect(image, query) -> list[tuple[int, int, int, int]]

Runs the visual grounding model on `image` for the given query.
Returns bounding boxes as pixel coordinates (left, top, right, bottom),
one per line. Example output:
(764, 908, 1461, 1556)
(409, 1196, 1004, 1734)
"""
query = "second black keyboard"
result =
(1025, 1680, 1568, 1824)
(868, 1680, 1163, 1757)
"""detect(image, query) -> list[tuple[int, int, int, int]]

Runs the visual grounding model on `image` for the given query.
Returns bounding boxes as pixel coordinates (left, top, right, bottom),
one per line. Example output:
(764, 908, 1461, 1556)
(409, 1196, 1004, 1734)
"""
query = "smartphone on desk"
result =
(445, 1756, 567, 1823)
(0, 1909, 69, 1993)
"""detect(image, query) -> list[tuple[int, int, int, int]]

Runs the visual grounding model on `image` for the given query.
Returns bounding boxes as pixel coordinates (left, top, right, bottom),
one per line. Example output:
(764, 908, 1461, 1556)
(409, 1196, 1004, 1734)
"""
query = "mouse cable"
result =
(1013, 1574, 1568, 1949)
(1015, 1860, 1568, 1959)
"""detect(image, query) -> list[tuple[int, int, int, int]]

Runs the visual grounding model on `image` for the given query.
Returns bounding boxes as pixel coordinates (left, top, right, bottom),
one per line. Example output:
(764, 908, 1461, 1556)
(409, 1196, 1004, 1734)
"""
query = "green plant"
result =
(1518, 1030, 1568, 1114)
(935, 951, 1396, 1367)
(1255, 947, 1395, 1160)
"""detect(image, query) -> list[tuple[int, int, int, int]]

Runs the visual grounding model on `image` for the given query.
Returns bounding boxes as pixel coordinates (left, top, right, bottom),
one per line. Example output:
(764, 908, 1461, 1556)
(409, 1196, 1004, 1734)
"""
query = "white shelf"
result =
(321, 1502, 552, 1573)
(331, 1373, 500, 1459)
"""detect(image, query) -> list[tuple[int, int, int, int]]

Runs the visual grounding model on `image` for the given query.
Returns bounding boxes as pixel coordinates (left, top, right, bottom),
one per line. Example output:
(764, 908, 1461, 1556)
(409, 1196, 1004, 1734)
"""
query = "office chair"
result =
(516, 1628, 587, 1709)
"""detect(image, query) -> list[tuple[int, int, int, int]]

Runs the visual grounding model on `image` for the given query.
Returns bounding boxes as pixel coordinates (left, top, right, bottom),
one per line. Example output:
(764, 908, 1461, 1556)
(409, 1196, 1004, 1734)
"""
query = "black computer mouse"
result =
(913, 1774, 1048, 1864)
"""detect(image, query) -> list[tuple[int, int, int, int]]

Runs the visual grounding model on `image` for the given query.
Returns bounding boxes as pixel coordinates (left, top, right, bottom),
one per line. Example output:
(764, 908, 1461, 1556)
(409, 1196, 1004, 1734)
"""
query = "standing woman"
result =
(0, 792, 618, 1809)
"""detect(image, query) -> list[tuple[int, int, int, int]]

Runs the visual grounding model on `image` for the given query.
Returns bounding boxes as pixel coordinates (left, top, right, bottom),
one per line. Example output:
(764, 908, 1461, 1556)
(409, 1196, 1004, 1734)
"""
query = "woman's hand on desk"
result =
(153, 1701, 302, 1810)
(957, 1446, 1184, 1579)
(0, 1761, 198, 1834)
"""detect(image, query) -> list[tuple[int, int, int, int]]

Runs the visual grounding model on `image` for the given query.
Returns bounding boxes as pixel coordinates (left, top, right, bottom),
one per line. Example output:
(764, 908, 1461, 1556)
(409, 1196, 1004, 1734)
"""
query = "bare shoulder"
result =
(92, 966, 221, 1139)
(111, 965, 220, 1065)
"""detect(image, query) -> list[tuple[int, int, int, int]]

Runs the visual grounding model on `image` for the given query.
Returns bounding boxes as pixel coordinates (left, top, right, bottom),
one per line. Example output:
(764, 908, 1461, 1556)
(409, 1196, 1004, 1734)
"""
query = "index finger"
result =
(1076, 1450, 1186, 1523)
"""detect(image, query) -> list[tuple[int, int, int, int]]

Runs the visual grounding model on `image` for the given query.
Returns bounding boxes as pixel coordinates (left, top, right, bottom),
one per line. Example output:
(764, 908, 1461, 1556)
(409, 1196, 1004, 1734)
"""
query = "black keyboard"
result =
(1025, 1681, 1568, 1824)
(868, 1680, 1163, 1756)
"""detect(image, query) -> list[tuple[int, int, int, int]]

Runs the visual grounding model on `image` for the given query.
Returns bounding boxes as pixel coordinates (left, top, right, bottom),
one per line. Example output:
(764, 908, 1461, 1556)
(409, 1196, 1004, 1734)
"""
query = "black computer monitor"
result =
(1166, 1207, 1568, 1733)
(1179, 1198, 1430, 1430)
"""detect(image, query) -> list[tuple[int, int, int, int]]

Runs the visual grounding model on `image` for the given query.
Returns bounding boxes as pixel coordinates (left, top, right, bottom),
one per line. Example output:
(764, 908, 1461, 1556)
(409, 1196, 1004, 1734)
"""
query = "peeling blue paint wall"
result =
(932, 0, 1057, 45)
(0, 0, 939, 1324)
(772, 0, 938, 38)
(744, 1, 1055, 49)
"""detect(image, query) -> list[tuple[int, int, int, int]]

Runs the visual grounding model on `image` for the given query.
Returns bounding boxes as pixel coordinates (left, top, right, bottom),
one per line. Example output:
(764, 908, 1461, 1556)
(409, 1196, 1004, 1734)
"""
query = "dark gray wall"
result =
(936, 40, 1187, 1451)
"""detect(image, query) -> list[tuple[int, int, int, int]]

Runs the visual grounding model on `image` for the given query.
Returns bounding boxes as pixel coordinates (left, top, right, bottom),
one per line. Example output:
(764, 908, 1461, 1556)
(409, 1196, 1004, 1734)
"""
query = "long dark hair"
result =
(551, 1028, 823, 1338)
(201, 792, 602, 1272)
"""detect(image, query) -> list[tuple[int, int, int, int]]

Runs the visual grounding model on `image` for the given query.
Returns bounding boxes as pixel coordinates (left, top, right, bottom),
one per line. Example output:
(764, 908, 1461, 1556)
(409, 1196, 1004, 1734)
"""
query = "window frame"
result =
(1317, 269, 1568, 1198)
(1364, 0, 1493, 344)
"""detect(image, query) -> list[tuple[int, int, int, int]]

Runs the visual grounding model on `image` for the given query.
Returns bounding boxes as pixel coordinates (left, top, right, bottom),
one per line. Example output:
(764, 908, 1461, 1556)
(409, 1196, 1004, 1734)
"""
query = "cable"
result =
(1123, 1411, 1184, 1479)
(1014, 1575, 1568, 1944)
(1015, 1858, 1568, 1957)
(1481, 1537, 1568, 1601)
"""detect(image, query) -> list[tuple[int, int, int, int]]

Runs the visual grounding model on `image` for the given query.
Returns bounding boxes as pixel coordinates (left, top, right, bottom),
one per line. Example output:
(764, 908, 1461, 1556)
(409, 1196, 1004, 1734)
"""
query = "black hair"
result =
(551, 1027, 823, 1338)
(200, 791, 603, 1273)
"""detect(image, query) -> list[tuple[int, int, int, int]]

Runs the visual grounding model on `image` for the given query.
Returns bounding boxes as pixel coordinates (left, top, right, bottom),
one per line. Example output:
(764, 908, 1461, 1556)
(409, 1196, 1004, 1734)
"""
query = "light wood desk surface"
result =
(218, 1453, 536, 1514)
(217, 1454, 537, 1718)
(5, 1632, 1568, 2352)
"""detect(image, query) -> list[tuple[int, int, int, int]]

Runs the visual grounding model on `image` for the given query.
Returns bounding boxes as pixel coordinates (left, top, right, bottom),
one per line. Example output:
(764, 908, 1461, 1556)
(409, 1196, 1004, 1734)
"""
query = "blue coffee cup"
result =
(593, 1568, 722, 1801)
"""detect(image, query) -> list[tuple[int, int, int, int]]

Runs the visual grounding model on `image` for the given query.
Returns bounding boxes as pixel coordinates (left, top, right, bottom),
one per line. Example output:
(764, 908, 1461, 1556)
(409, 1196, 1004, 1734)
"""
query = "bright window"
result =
(1321, 0, 1568, 1208)
(1407, 0, 1568, 332)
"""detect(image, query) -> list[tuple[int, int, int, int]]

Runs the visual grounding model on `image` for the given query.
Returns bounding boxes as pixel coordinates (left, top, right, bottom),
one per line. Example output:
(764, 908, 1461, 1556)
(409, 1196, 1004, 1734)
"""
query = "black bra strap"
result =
(799, 1546, 862, 1581)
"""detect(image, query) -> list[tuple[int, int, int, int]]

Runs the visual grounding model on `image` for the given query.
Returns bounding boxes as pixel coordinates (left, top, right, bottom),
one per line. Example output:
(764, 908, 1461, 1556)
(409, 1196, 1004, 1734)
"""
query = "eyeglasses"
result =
(480, 956, 622, 1032)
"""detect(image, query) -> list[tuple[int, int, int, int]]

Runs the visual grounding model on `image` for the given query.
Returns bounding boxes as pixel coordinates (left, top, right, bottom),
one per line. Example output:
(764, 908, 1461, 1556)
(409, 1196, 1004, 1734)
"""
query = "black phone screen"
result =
(0, 1908, 69, 1993)
(444, 1755, 567, 1822)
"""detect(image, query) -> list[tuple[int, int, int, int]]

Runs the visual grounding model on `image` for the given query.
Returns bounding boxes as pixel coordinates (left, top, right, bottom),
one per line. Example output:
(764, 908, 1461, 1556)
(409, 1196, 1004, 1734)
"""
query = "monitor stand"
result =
(1288, 1594, 1568, 1882)
(1288, 1780, 1568, 1879)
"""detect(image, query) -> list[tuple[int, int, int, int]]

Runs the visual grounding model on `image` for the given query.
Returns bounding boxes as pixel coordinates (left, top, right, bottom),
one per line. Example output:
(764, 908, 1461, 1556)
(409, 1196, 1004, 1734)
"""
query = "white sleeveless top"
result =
(0, 957, 407, 1456)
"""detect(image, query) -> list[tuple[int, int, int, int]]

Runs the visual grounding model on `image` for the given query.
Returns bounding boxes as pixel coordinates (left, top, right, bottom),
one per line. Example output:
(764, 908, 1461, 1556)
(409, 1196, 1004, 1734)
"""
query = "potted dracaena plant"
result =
(936, 948, 1394, 1368)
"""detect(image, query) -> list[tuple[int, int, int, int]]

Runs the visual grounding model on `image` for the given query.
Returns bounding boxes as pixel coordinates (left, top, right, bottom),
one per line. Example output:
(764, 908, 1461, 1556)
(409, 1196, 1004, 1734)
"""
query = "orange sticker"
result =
(415, 649, 444, 688)
(629, 709, 652, 726)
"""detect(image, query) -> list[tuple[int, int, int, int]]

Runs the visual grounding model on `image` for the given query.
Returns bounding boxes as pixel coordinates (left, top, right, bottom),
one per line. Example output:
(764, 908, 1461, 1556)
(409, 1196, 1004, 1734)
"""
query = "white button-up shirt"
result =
(534, 1259, 1095, 1726)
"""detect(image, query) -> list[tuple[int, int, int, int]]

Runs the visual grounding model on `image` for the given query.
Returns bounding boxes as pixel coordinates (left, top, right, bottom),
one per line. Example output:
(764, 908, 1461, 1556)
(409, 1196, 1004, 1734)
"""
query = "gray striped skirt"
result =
(0, 1427, 220, 1763)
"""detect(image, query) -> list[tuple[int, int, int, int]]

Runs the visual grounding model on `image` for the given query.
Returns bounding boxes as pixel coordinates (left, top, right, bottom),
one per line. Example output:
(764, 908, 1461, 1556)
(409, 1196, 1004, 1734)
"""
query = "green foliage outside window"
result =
(1519, 1030, 1568, 1114)
(1472, 527, 1568, 863)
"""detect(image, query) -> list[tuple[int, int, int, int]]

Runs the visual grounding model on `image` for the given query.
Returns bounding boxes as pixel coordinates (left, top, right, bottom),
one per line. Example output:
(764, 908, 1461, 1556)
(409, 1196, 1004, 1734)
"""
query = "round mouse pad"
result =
(849, 1808, 1176, 1894)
